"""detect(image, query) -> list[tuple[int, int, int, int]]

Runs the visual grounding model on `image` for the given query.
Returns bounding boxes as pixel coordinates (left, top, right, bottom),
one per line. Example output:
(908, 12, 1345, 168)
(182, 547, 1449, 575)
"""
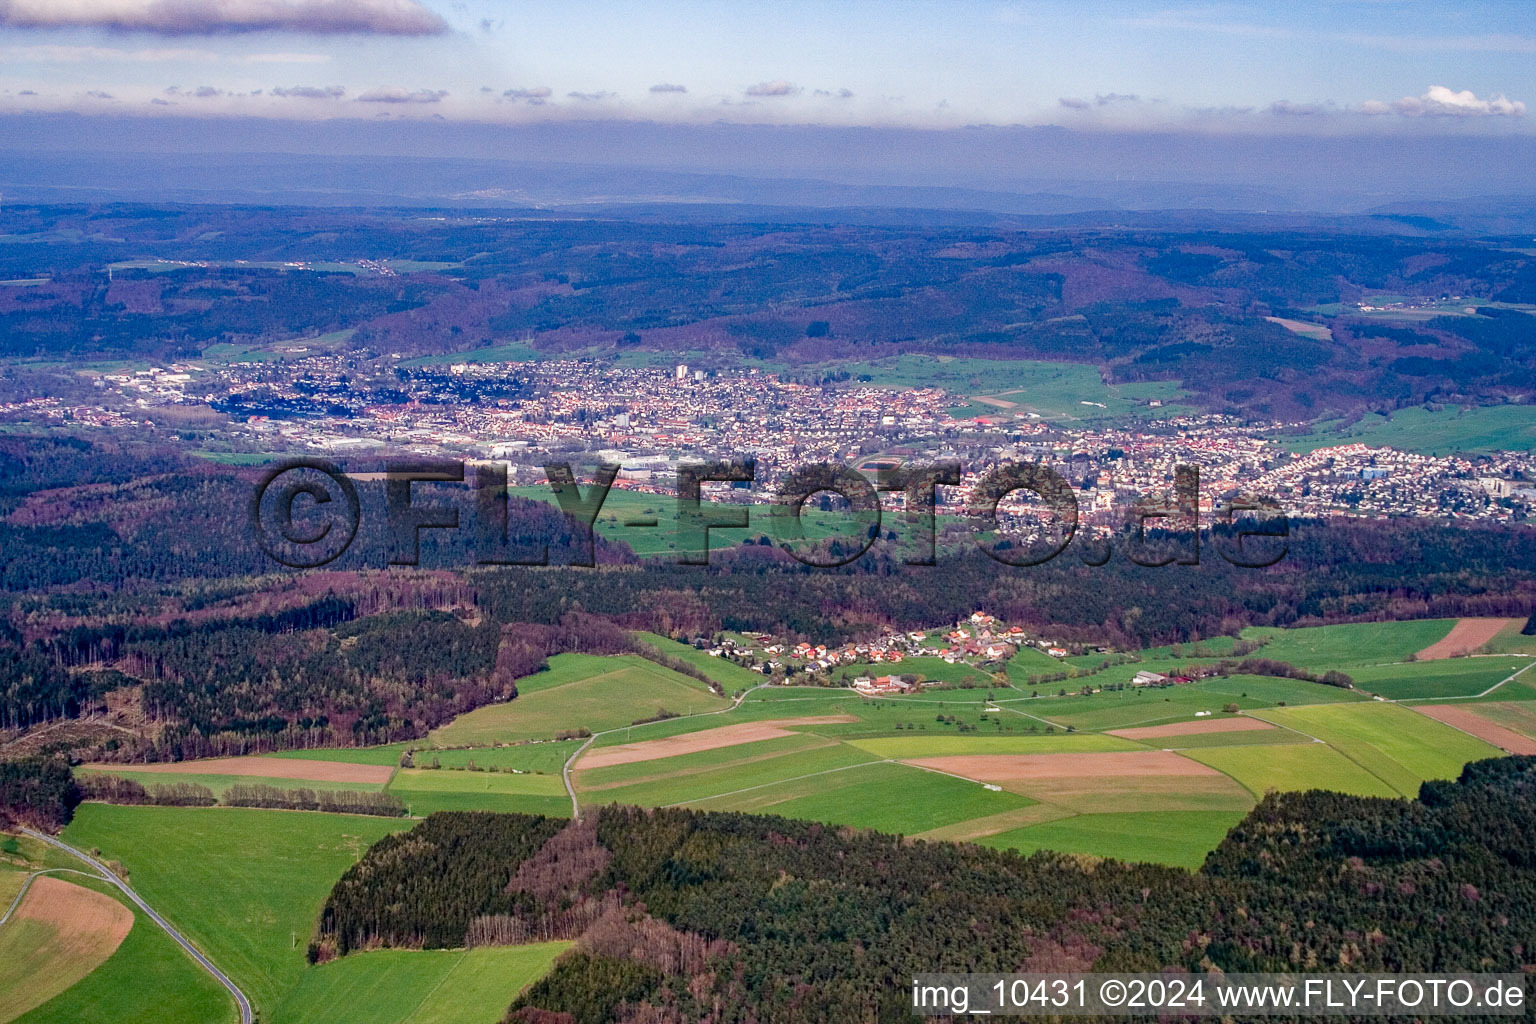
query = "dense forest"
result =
(0, 756, 79, 829)
(314, 756, 1536, 1024)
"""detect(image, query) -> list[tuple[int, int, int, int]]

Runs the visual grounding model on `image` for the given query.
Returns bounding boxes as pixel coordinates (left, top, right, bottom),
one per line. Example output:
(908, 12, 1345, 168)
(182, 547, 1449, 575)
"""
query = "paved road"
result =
(20, 827, 253, 1024)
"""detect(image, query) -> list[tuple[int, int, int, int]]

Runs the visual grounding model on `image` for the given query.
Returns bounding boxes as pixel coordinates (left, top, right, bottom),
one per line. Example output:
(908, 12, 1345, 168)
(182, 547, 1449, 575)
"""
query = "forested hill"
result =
(316, 756, 1536, 1024)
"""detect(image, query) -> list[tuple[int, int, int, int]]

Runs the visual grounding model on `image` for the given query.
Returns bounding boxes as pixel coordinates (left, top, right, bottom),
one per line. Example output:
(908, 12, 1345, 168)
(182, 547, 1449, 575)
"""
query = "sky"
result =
(1, 0, 1534, 133)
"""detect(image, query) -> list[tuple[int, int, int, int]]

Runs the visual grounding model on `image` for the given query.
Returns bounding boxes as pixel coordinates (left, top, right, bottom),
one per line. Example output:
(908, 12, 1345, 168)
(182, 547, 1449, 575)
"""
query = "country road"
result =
(19, 826, 253, 1024)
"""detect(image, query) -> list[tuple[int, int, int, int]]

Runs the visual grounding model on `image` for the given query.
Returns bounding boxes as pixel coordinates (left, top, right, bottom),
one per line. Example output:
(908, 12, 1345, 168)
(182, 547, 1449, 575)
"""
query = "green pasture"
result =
(431, 653, 728, 746)
(1351, 657, 1533, 700)
(692, 760, 1034, 836)
(59, 804, 409, 1013)
(387, 768, 571, 817)
(632, 632, 767, 692)
(979, 810, 1248, 870)
(271, 943, 570, 1024)
(1184, 741, 1401, 799)
(1253, 703, 1502, 797)
(1240, 620, 1455, 670)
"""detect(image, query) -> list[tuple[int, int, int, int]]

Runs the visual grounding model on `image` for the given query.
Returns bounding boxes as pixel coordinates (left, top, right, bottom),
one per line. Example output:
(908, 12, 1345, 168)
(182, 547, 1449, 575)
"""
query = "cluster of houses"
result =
(687, 611, 1113, 695)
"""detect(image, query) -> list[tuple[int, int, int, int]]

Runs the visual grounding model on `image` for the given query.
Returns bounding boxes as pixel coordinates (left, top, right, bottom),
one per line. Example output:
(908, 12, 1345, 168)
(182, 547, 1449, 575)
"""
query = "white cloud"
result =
(356, 86, 445, 103)
(649, 83, 687, 94)
(503, 86, 553, 105)
(745, 80, 799, 97)
(271, 84, 344, 98)
(567, 90, 614, 102)
(1269, 100, 1325, 116)
(0, 0, 447, 36)
(1390, 85, 1525, 117)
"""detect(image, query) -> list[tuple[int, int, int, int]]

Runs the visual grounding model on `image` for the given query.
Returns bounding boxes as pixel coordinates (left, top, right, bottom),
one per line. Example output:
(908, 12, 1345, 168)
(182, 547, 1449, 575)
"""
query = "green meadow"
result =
(271, 943, 571, 1024)
(432, 653, 728, 746)
(1241, 620, 1455, 669)
(1253, 703, 1502, 797)
(387, 768, 571, 817)
(264, 744, 412, 766)
(693, 760, 1034, 836)
(979, 810, 1248, 870)
(59, 804, 409, 1014)
(1350, 657, 1533, 700)
(1184, 741, 1401, 799)
(828, 354, 1190, 421)
(411, 742, 576, 774)
(847, 733, 1144, 758)
(15, 894, 235, 1024)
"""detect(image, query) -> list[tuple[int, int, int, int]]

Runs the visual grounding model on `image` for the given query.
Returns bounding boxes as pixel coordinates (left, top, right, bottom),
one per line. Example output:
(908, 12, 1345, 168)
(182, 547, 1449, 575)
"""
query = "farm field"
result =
(271, 942, 571, 1024)
(1349, 656, 1533, 700)
(59, 804, 409, 1013)
(1241, 620, 1455, 670)
(14, 895, 235, 1024)
(979, 810, 1248, 869)
(686, 759, 1035, 834)
(1412, 705, 1536, 755)
(832, 354, 1191, 421)
(0, 876, 132, 1022)
(386, 768, 571, 817)
(431, 653, 728, 746)
(1252, 703, 1502, 797)
(1482, 620, 1536, 656)
(577, 741, 878, 809)
(848, 733, 1144, 758)
(264, 744, 412, 767)
(1184, 741, 1401, 798)
(1454, 701, 1536, 742)
(81, 756, 392, 785)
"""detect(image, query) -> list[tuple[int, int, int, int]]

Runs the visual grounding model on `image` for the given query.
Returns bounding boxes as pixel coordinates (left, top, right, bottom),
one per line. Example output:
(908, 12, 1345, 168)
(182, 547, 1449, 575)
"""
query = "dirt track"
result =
(1413, 705, 1536, 755)
(82, 755, 393, 784)
(1108, 717, 1275, 740)
(575, 717, 858, 770)
(1415, 618, 1521, 661)
(904, 750, 1218, 781)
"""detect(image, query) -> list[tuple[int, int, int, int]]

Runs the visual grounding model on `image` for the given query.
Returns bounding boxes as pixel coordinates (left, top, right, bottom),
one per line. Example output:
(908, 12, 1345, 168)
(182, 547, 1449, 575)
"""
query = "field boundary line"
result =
(1245, 710, 1411, 798)
(399, 948, 468, 1023)
(565, 683, 766, 818)
(1419, 658, 1534, 702)
(662, 757, 887, 808)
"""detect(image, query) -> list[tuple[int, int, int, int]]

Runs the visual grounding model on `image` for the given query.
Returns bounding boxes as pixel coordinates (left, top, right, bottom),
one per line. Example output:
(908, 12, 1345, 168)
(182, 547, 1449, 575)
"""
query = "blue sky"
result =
(1, 0, 1534, 132)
